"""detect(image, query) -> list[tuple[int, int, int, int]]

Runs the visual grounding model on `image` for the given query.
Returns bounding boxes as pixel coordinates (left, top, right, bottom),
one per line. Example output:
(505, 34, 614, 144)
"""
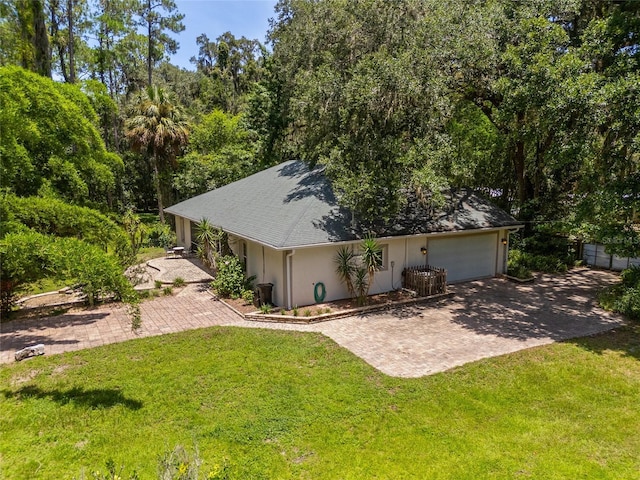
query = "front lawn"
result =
(2, 325, 640, 479)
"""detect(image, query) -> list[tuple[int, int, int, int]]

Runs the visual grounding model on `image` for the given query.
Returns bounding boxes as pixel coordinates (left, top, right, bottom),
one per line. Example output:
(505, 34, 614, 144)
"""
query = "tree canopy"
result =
(0, 65, 122, 206)
(264, 0, 640, 253)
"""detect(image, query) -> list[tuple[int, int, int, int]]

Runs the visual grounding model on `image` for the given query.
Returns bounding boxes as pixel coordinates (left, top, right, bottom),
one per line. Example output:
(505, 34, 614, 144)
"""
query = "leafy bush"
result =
(0, 230, 138, 323)
(508, 249, 570, 274)
(621, 266, 640, 288)
(241, 289, 254, 305)
(210, 255, 255, 298)
(144, 222, 176, 248)
(4, 194, 124, 249)
(173, 277, 186, 287)
(509, 264, 533, 279)
(600, 266, 640, 321)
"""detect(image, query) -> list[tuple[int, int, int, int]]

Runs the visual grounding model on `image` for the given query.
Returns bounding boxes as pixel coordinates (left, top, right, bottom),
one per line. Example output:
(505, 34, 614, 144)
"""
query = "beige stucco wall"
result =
(174, 216, 192, 250)
(290, 238, 414, 307)
(173, 219, 512, 308)
(290, 245, 350, 306)
(228, 235, 286, 307)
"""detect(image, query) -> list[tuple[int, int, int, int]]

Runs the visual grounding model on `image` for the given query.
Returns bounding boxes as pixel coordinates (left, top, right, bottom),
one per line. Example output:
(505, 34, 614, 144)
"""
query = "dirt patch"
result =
(18, 291, 84, 309)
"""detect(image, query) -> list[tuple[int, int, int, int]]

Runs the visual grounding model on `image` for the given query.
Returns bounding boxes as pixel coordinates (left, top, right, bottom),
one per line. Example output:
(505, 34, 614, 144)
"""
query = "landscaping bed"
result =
(220, 289, 453, 322)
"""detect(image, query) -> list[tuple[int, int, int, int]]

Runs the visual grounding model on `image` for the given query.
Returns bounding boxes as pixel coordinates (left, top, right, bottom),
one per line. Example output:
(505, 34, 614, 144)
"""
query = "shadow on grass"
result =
(565, 323, 640, 361)
(2, 386, 143, 410)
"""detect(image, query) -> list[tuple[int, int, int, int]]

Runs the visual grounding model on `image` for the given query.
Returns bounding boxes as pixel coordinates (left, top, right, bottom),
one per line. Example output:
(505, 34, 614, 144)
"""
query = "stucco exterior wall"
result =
(227, 235, 286, 307)
(290, 238, 415, 307)
(171, 217, 511, 308)
(290, 245, 350, 306)
(175, 216, 192, 249)
(256, 244, 285, 307)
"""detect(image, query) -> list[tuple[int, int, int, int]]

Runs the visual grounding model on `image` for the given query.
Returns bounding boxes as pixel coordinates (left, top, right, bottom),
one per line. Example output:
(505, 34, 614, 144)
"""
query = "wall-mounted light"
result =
(420, 247, 428, 255)
(501, 238, 508, 246)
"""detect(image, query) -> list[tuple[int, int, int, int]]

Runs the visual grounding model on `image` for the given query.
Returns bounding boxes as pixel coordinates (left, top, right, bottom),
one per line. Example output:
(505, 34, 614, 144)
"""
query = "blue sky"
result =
(170, 0, 278, 70)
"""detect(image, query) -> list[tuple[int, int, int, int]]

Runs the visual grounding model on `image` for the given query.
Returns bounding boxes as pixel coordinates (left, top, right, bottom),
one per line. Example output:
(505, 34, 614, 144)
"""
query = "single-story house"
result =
(165, 160, 522, 308)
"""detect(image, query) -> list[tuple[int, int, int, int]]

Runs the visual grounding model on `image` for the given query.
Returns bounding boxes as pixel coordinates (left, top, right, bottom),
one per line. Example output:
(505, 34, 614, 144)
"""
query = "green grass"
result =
(2, 326, 640, 479)
(135, 246, 166, 264)
(22, 278, 69, 296)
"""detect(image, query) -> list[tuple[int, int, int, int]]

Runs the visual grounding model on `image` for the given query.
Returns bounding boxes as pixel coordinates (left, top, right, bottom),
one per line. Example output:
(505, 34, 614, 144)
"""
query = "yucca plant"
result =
(361, 235, 382, 286)
(334, 246, 356, 298)
(353, 266, 369, 305)
(195, 218, 219, 270)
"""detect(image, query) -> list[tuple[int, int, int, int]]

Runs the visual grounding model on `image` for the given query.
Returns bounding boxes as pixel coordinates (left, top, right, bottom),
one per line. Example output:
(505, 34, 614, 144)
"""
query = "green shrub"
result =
(210, 255, 255, 298)
(507, 263, 533, 280)
(304, 309, 312, 317)
(145, 223, 176, 248)
(600, 266, 640, 320)
(154, 280, 162, 289)
(163, 286, 173, 296)
(508, 249, 570, 274)
(621, 266, 640, 288)
(0, 230, 138, 318)
(173, 277, 186, 287)
(280, 308, 286, 315)
(260, 303, 272, 314)
(292, 306, 299, 317)
(242, 289, 254, 305)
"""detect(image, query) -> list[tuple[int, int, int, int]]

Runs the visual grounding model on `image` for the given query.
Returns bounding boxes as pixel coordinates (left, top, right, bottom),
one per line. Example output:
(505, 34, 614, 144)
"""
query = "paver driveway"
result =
(0, 269, 624, 377)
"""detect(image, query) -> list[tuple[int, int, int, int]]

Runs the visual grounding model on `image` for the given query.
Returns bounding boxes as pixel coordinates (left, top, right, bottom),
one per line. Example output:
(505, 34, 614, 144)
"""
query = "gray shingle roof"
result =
(164, 160, 521, 249)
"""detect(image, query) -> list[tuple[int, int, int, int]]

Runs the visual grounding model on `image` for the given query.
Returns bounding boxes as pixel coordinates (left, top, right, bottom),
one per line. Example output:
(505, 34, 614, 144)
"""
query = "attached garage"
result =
(429, 233, 498, 283)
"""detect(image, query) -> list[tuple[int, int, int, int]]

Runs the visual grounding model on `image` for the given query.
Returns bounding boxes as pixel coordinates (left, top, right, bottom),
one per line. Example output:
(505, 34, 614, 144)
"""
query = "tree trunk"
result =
(147, 0, 152, 86)
(513, 112, 527, 205)
(67, 0, 75, 83)
(33, 0, 51, 78)
(152, 154, 165, 223)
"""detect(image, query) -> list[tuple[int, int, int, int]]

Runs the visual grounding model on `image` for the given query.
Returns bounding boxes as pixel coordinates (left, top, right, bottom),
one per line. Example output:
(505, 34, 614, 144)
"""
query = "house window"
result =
(241, 241, 248, 272)
(357, 243, 388, 270)
(379, 244, 389, 271)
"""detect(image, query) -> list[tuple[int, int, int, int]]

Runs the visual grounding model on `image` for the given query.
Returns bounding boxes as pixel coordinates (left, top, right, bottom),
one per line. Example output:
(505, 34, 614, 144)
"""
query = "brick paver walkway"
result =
(0, 269, 625, 377)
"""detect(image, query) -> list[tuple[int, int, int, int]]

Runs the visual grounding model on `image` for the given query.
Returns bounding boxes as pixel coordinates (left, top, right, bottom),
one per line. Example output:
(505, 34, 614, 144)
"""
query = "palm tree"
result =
(125, 86, 189, 223)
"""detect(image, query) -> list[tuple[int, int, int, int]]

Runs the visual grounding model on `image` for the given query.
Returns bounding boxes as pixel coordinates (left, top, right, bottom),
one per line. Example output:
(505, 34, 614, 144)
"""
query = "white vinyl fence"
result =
(583, 243, 640, 271)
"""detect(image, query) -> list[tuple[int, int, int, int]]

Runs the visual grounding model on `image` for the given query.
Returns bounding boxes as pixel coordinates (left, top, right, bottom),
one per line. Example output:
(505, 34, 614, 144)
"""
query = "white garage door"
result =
(429, 234, 498, 283)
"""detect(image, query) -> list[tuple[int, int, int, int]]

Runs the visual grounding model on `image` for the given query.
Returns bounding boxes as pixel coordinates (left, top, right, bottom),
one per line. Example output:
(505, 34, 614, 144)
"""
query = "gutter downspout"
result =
(286, 250, 296, 309)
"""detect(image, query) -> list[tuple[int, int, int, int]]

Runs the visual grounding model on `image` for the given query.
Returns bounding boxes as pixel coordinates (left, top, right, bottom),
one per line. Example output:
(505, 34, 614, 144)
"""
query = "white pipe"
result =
(286, 249, 296, 309)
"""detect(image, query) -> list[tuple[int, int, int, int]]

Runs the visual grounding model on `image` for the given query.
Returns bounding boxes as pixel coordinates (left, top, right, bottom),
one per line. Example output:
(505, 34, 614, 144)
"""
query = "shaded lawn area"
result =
(1, 325, 640, 479)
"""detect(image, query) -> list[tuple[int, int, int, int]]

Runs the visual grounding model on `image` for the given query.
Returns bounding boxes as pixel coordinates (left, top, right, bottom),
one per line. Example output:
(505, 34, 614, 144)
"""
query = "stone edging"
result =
(504, 274, 535, 283)
(223, 291, 455, 324)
